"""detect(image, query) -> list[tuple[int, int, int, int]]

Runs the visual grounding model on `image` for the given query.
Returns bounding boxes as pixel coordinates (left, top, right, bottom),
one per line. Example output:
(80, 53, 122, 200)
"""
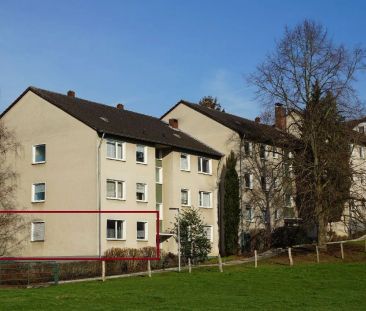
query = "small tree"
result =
(172, 207, 211, 263)
(198, 96, 223, 111)
(0, 122, 26, 256)
(223, 151, 240, 255)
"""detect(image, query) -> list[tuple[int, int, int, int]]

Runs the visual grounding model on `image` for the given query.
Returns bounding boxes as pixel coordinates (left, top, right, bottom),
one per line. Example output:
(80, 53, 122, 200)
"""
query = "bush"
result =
(271, 226, 312, 247)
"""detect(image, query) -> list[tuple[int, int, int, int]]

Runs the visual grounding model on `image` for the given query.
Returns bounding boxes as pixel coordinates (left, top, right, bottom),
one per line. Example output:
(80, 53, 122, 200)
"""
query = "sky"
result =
(0, 0, 365, 120)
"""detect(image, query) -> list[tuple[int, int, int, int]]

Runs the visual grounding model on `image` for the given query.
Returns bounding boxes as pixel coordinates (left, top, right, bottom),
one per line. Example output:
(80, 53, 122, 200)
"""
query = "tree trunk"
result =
(317, 215, 328, 249)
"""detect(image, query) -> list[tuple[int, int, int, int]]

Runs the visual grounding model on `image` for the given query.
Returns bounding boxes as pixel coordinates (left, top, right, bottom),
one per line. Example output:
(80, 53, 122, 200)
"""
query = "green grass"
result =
(0, 262, 365, 310)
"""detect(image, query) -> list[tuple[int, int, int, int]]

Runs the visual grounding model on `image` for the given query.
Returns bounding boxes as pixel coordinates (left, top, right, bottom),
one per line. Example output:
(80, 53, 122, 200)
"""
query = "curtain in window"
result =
(107, 181, 116, 198)
(136, 145, 145, 162)
(200, 192, 210, 207)
(107, 142, 115, 158)
(34, 184, 45, 201)
(180, 154, 188, 170)
(181, 190, 188, 205)
(137, 222, 145, 239)
(117, 143, 123, 159)
(32, 222, 45, 241)
(117, 182, 123, 199)
(35, 145, 46, 162)
(107, 220, 116, 238)
(136, 183, 145, 200)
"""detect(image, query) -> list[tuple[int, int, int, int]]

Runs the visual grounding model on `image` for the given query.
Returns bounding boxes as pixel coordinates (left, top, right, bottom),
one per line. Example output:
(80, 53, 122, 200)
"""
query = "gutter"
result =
(97, 132, 105, 258)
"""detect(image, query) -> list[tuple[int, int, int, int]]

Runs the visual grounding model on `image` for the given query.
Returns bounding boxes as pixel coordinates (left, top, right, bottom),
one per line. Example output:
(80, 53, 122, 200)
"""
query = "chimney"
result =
(116, 103, 124, 110)
(67, 90, 75, 98)
(275, 103, 286, 131)
(169, 118, 179, 129)
(255, 117, 261, 123)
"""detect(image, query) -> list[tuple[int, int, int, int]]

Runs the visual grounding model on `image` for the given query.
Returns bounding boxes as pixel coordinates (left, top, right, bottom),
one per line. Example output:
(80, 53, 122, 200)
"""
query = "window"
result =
(31, 221, 45, 241)
(107, 220, 124, 240)
(156, 203, 163, 220)
(261, 175, 270, 191)
(243, 141, 252, 156)
(32, 183, 45, 202)
(359, 146, 365, 159)
(180, 153, 190, 171)
(198, 157, 211, 174)
(199, 191, 211, 208)
(272, 146, 278, 159)
(107, 140, 125, 160)
(359, 126, 365, 134)
(262, 210, 269, 223)
(245, 205, 253, 222)
(137, 221, 148, 240)
(136, 183, 147, 201)
(244, 173, 253, 190)
(285, 193, 292, 207)
(203, 226, 213, 242)
(136, 145, 147, 163)
(156, 167, 163, 184)
(106, 180, 125, 200)
(259, 145, 266, 159)
(181, 189, 190, 206)
(32, 144, 46, 164)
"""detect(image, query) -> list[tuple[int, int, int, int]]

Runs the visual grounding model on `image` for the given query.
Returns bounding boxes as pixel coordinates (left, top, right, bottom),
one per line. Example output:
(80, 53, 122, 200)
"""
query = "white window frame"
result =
(198, 157, 212, 175)
(245, 204, 254, 222)
(156, 167, 163, 184)
(244, 173, 253, 190)
(31, 221, 45, 242)
(136, 221, 148, 241)
(198, 191, 212, 208)
(181, 189, 191, 206)
(106, 140, 126, 161)
(32, 183, 46, 203)
(106, 219, 126, 240)
(156, 203, 163, 220)
(180, 153, 191, 171)
(272, 146, 278, 159)
(203, 225, 213, 242)
(136, 183, 148, 202)
(106, 179, 126, 200)
(136, 144, 147, 164)
(360, 146, 365, 159)
(32, 144, 46, 164)
(243, 141, 253, 156)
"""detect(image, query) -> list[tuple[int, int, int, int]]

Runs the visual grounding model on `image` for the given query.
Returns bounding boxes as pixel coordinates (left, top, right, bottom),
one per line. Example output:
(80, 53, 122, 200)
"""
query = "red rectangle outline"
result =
(0, 210, 160, 261)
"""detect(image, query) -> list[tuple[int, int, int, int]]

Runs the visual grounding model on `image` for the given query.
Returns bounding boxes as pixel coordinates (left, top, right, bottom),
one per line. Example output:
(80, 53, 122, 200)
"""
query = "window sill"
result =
(199, 206, 212, 209)
(31, 200, 45, 203)
(32, 161, 46, 165)
(106, 238, 126, 241)
(198, 171, 212, 176)
(156, 182, 163, 185)
(137, 239, 148, 242)
(136, 161, 148, 165)
(136, 200, 148, 203)
(180, 169, 191, 172)
(106, 197, 126, 201)
(181, 204, 191, 207)
(106, 157, 126, 162)
(31, 240, 45, 242)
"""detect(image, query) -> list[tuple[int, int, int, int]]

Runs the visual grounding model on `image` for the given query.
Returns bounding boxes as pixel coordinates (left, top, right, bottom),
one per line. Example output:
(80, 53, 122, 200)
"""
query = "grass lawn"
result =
(0, 262, 365, 310)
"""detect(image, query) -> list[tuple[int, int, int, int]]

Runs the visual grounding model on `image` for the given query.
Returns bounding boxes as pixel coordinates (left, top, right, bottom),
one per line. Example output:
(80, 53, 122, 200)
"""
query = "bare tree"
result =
(0, 122, 26, 256)
(249, 20, 366, 246)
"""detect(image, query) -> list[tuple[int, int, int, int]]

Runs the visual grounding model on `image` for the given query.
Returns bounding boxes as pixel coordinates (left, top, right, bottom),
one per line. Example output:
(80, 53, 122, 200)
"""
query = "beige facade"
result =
(1, 90, 220, 258)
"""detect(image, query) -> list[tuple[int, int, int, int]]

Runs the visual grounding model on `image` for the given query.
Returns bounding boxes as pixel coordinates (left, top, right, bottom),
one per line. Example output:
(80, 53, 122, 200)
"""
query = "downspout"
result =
(97, 132, 105, 258)
(239, 134, 244, 252)
(216, 156, 223, 255)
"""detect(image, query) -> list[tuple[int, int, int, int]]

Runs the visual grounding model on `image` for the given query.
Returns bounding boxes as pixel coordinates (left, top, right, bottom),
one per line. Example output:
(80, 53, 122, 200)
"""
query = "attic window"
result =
(100, 117, 109, 123)
(173, 133, 181, 139)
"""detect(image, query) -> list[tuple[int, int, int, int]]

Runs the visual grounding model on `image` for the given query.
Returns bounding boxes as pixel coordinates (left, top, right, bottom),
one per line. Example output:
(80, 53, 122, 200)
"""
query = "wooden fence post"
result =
(288, 247, 293, 266)
(340, 242, 344, 260)
(102, 260, 106, 282)
(218, 254, 223, 272)
(315, 245, 320, 263)
(147, 260, 152, 277)
(254, 250, 258, 268)
(188, 258, 192, 274)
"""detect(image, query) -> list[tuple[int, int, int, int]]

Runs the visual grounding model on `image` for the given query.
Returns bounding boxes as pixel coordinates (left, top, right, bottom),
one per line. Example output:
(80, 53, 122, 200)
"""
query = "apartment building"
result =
(0, 87, 222, 257)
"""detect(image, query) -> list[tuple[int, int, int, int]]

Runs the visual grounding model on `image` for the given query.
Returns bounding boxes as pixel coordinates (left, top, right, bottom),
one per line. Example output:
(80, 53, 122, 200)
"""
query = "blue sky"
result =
(0, 0, 365, 119)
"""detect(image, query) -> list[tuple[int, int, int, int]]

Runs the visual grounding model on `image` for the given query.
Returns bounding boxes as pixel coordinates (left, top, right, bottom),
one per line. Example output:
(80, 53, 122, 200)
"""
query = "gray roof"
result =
(1, 87, 222, 158)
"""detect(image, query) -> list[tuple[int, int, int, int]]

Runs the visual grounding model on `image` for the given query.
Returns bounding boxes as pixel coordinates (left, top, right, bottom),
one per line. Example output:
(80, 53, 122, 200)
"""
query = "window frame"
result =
(244, 173, 253, 190)
(106, 219, 126, 240)
(136, 144, 147, 164)
(32, 183, 46, 203)
(136, 183, 148, 202)
(180, 153, 191, 171)
(31, 221, 45, 242)
(106, 140, 126, 161)
(245, 204, 254, 222)
(106, 179, 126, 200)
(198, 157, 212, 175)
(198, 190, 212, 208)
(32, 144, 46, 164)
(136, 221, 148, 241)
(180, 188, 191, 206)
(203, 225, 213, 242)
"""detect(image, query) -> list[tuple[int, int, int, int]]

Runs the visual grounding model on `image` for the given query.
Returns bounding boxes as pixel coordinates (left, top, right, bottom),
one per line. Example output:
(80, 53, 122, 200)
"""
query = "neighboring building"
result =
(0, 87, 222, 257)
(161, 101, 296, 252)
